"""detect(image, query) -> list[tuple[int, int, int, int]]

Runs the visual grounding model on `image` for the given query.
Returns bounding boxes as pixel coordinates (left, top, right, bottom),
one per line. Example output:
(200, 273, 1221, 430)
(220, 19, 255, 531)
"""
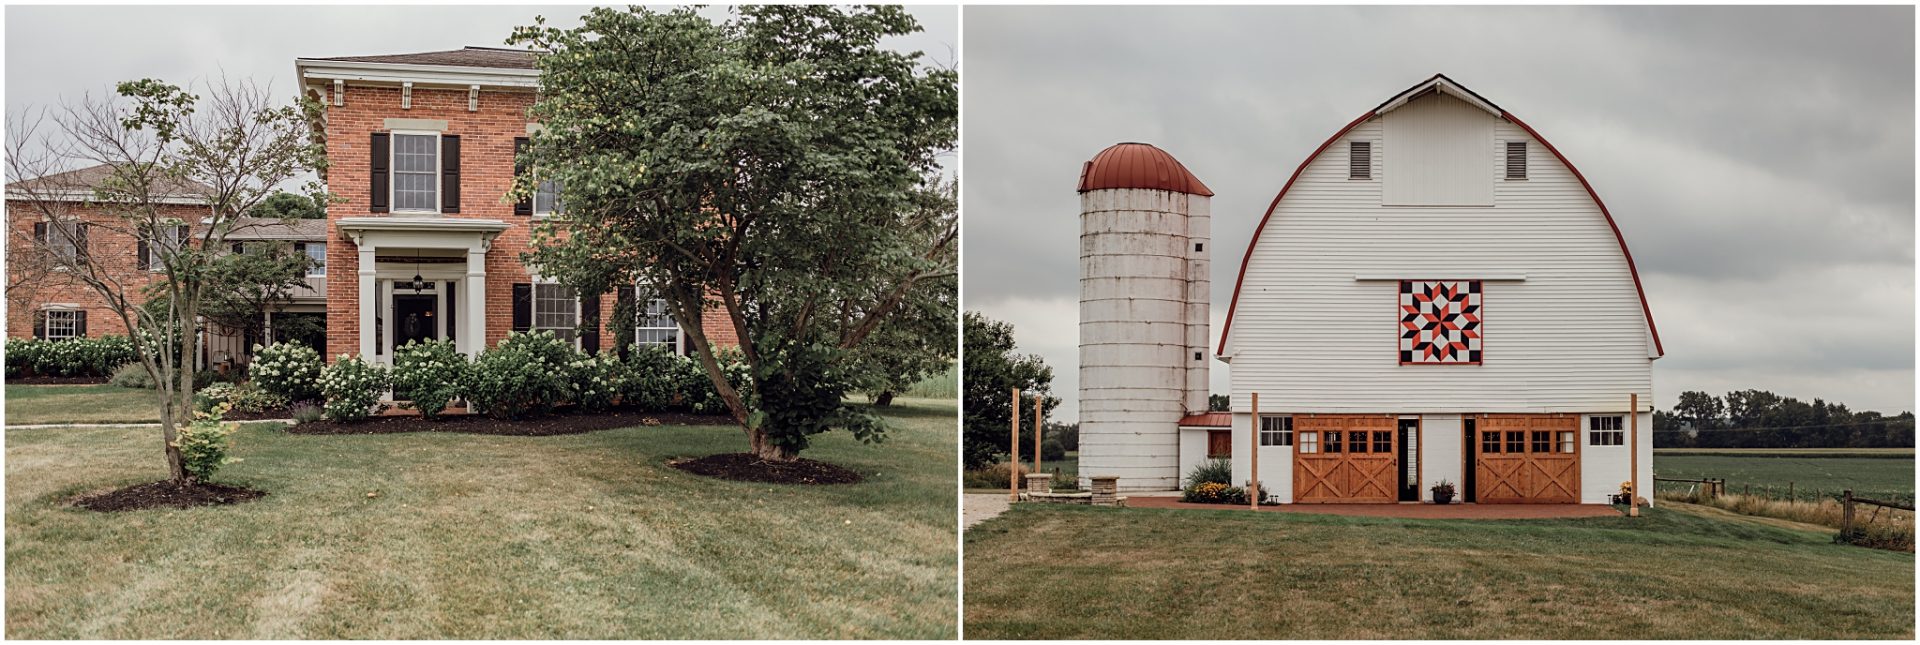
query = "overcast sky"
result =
(4, 4, 957, 165)
(963, 5, 1915, 421)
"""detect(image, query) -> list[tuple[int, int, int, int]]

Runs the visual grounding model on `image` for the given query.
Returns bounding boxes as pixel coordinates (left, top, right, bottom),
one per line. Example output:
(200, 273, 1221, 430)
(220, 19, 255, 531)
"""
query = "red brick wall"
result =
(321, 83, 739, 361)
(5, 200, 202, 338)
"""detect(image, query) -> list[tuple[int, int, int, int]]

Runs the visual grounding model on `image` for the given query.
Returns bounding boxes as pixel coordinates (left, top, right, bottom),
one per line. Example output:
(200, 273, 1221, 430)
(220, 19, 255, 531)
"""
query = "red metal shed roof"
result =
(1177, 412, 1233, 428)
(1077, 142, 1213, 196)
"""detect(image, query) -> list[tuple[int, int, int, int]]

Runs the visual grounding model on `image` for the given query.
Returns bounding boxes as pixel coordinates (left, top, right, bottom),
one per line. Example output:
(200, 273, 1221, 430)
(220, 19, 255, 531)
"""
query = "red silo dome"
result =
(1076, 142, 1213, 196)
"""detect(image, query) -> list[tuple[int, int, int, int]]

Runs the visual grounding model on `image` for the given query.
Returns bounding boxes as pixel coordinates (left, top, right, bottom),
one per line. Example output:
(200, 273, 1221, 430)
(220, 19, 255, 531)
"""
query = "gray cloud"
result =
(963, 5, 1914, 418)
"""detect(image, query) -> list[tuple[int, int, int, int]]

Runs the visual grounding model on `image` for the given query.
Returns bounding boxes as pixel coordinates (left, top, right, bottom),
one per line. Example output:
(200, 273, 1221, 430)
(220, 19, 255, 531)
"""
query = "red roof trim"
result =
(1501, 110, 1663, 357)
(1178, 412, 1233, 428)
(1216, 107, 1664, 359)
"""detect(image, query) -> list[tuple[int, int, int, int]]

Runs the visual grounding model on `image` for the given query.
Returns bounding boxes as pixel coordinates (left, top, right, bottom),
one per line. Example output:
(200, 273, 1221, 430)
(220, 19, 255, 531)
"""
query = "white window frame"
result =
(1589, 415, 1625, 447)
(533, 178, 562, 218)
(41, 307, 80, 341)
(146, 224, 188, 273)
(1259, 415, 1294, 447)
(531, 279, 582, 347)
(304, 241, 328, 277)
(631, 283, 682, 354)
(389, 130, 441, 214)
(43, 217, 80, 266)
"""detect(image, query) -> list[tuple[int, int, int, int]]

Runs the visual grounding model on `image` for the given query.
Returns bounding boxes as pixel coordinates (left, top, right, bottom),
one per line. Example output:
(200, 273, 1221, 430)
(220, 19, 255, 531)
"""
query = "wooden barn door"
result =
(1293, 415, 1398, 503)
(1473, 414, 1580, 503)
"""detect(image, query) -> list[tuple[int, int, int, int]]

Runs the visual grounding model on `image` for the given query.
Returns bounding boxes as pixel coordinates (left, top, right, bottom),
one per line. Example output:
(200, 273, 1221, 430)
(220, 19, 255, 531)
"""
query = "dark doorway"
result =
(1398, 418, 1420, 501)
(1462, 417, 1478, 503)
(393, 294, 437, 351)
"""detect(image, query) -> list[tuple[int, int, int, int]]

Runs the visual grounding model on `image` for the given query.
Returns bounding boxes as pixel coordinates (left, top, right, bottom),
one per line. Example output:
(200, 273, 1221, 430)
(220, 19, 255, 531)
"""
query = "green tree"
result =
(250, 191, 325, 219)
(185, 240, 314, 355)
(962, 312, 1057, 469)
(509, 6, 957, 461)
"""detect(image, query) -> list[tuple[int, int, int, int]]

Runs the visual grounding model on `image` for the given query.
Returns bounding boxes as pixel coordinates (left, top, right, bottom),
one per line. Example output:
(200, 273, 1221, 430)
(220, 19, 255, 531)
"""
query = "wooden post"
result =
(1010, 387, 1020, 501)
(1033, 396, 1043, 476)
(1788, 481, 1794, 501)
(1629, 393, 1640, 517)
(1249, 392, 1260, 511)
(1842, 489, 1855, 534)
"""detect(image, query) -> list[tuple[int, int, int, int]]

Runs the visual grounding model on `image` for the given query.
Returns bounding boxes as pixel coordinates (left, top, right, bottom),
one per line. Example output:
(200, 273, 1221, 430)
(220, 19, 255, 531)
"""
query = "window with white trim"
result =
(1590, 415, 1625, 446)
(143, 224, 188, 272)
(46, 219, 80, 262)
(1259, 415, 1293, 447)
(633, 284, 680, 353)
(42, 309, 80, 340)
(303, 242, 327, 276)
(534, 179, 562, 217)
(391, 132, 439, 212)
(533, 282, 579, 344)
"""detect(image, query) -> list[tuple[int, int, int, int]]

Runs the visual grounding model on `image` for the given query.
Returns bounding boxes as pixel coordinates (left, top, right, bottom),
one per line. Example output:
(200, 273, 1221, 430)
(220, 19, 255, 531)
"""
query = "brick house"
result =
(296, 47, 737, 365)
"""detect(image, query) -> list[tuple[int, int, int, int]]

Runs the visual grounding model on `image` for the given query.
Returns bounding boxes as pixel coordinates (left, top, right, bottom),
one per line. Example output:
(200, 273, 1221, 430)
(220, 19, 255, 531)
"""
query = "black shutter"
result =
(445, 281, 457, 344)
(614, 287, 634, 360)
(580, 293, 600, 355)
(512, 283, 532, 332)
(441, 135, 461, 213)
(32, 311, 45, 339)
(137, 238, 151, 270)
(74, 224, 89, 262)
(32, 222, 46, 245)
(369, 132, 390, 212)
(75, 310, 87, 338)
(513, 138, 533, 216)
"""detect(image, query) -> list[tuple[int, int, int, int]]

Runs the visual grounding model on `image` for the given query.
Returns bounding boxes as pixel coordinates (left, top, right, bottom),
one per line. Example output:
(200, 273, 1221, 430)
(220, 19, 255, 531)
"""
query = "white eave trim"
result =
(295, 59, 539, 90)
(1355, 273, 1526, 281)
(336, 217, 510, 235)
(1375, 78, 1503, 118)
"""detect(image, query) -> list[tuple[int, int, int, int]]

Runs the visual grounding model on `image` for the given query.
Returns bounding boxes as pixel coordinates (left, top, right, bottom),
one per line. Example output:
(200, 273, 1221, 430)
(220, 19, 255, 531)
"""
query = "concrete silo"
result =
(1076, 142, 1213, 491)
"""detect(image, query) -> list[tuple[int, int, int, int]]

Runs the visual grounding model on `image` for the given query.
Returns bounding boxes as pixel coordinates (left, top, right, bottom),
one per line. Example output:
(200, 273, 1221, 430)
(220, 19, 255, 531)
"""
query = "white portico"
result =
(336, 217, 507, 362)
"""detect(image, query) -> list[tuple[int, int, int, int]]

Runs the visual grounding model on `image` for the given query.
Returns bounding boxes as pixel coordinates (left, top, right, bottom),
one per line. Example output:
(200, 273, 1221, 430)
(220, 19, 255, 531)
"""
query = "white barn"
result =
(1081, 75, 1660, 505)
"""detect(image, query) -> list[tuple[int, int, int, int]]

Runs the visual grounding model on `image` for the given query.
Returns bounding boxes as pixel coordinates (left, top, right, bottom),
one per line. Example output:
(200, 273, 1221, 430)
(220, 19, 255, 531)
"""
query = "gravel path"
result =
(964, 493, 1011, 529)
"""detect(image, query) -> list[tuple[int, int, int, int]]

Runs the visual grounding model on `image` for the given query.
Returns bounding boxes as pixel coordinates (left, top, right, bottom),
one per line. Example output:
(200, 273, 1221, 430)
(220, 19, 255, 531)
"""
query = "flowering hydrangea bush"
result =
(391, 339, 468, 420)
(4, 335, 137, 377)
(250, 342, 323, 402)
(466, 331, 582, 419)
(573, 351, 626, 413)
(194, 381, 286, 415)
(320, 354, 390, 422)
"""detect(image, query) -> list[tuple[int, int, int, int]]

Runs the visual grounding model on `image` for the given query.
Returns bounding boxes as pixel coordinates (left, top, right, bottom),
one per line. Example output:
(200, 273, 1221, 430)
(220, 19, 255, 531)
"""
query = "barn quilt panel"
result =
(1399, 280, 1482, 364)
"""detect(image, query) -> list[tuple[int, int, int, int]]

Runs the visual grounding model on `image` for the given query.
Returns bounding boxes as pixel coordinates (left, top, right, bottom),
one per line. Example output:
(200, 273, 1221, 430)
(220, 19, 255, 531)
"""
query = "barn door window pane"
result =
(1326, 431, 1343, 454)
(1531, 431, 1552, 454)
(1481, 429, 1500, 454)
(1260, 416, 1293, 447)
(1505, 431, 1525, 454)
(1347, 431, 1369, 453)
(1558, 431, 1576, 453)
(1299, 432, 1319, 453)
(533, 283, 579, 344)
(392, 133, 438, 212)
(1373, 430, 1392, 454)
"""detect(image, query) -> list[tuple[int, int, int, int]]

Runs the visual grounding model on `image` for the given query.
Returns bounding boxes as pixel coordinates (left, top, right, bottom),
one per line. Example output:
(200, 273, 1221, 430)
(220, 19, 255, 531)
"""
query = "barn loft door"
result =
(1473, 414, 1580, 504)
(1294, 415, 1397, 504)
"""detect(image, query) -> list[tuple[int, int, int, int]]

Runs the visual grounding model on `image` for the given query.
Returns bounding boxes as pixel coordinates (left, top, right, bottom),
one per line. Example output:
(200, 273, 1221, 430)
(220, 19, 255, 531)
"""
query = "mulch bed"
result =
(73, 480, 266, 512)
(285, 409, 733, 436)
(670, 453, 865, 485)
(6, 375, 110, 385)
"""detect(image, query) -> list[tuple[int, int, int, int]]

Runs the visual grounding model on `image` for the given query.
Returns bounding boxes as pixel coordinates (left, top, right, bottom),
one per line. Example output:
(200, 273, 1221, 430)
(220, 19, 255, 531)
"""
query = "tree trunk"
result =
(748, 428, 799, 462)
(874, 391, 895, 407)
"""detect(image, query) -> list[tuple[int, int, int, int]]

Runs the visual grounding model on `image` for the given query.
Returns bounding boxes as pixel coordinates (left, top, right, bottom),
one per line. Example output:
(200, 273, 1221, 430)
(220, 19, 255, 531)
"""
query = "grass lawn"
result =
(6, 399, 957, 639)
(1654, 452, 1914, 501)
(964, 503, 1913, 639)
(5, 384, 161, 425)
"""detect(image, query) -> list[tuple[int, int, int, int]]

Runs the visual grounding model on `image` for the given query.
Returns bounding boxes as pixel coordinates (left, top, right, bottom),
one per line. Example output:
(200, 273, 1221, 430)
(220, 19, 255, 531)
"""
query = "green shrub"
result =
(619, 344, 682, 411)
(194, 382, 239, 414)
(288, 401, 324, 424)
(467, 331, 580, 419)
(110, 362, 156, 389)
(391, 339, 468, 420)
(173, 417, 240, 482)
(1041, 438, 1067, 461)
(320, 355, 389, 423)
(4, 335, 137, 377)
(573, 351, 626, 413)
(5, 338, 45, 378)
(250, 342, 323, 402)
(1182, 481, 1244, 504)
(1184, 458, 1233, 489)
(675, 346, 751, 414)
(962, 462, 1029, 490)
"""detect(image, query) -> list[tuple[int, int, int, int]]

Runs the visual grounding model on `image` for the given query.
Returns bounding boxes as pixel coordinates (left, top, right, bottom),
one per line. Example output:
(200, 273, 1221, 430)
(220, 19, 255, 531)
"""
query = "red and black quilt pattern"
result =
(1399, 280, 1482, 364)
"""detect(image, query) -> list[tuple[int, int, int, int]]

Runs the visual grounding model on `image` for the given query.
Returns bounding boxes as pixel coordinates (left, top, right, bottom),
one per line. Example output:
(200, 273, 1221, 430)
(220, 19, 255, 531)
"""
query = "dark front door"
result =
(1463, 417, 1478, 503)
(393, 294, 437, 351)
(1398, 418, 1420, 501)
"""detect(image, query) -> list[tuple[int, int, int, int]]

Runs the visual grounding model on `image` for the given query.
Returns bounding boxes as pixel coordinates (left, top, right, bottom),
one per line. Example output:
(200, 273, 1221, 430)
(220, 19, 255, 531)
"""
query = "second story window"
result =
(392, 132, 439, 212)
(299, 242, 327, 276)
(38, 219, 83, 262)
(535, 179, 562, 217)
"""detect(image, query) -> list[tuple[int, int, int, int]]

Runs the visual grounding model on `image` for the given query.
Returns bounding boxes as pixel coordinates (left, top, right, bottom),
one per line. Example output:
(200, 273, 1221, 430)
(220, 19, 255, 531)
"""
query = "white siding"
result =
(1177, 427, 1209, 486)
(1419, 414, 1464, 501)
(1229, 411, 1295, 502)
(1224, 94, 1655, 415)
(1383, 91, 1496, 206)
(1581, 411, 1656, 505)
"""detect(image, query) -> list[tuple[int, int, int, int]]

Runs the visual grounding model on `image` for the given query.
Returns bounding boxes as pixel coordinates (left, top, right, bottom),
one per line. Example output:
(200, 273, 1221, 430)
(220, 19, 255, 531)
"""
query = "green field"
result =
(6, 400, 957, 639)
(964, 503, 1914, 639)
(1654, 451, 1914, 502)
(5, 384, 162, 425)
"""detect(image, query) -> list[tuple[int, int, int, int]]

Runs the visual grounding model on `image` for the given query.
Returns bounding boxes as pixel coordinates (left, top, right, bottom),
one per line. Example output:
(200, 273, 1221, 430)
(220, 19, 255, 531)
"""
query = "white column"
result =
(358, 243, 377, 360)
(465, 246, 487, 356)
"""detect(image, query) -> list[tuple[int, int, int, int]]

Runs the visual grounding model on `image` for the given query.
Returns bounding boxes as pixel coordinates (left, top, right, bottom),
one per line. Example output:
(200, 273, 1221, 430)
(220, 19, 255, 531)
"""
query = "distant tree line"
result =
(1655, 389, 1914, 449)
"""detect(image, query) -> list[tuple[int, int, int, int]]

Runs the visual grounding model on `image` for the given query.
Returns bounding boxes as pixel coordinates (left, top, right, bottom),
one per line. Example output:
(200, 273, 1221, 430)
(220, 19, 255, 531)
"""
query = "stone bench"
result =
(1018, 473, 1126, 507)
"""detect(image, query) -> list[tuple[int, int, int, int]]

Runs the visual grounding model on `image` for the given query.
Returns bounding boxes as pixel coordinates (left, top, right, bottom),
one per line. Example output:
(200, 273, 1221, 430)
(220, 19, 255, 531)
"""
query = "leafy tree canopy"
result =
(962, 311, 1057, 469)
(250, 191, 326, 219)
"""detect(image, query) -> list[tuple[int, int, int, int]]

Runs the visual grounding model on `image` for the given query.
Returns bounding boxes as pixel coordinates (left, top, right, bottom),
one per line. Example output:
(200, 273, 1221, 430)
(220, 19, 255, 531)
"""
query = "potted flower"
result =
(1431, 479, 1457, 505)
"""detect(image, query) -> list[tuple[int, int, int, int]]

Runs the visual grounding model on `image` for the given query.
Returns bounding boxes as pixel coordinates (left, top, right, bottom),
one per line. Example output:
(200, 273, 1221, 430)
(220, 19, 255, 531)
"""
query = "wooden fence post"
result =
(1249, 392, 1260, 511)
(1033, 396, 1043, 477)
(1629, 393, 1640, 517)
(1010, 387, 1020, 502)
(1842, 489, 1855, 534)
(1788, 481, 1794, 501)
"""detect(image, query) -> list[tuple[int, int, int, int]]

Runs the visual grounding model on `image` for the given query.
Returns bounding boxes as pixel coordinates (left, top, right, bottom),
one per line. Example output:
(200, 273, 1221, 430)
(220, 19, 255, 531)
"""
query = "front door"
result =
(393, 294, 437, 351)
(1294, 414, 1398, 503)
(1398, 418, 1420, 501)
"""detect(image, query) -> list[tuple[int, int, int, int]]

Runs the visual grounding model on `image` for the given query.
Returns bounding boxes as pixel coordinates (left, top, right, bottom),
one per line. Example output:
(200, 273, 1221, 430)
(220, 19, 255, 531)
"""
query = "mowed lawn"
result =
(6, 399, 957, 639)
(965, 504, 1913, 639)
(6, 384, 161, 425)
(1653, 451, 1914, 500)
